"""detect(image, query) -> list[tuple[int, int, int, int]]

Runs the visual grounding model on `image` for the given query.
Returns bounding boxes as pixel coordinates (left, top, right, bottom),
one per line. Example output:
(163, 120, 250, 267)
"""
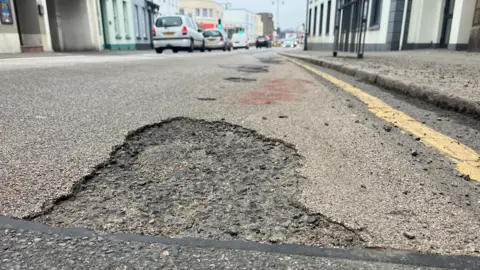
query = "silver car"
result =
(203, 29, 231, 52)
(152, 15, 205, 54)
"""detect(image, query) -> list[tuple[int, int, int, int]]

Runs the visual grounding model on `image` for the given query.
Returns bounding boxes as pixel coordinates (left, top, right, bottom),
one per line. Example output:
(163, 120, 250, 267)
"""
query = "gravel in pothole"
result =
(35, 118, 363, 248)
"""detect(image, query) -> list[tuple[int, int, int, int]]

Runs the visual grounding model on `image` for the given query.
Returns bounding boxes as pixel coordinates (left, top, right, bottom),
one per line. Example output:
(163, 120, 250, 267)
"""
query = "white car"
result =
(203, 29, 232, 51)
(152, 15, 205, 54)
(231, 33, 250, 50)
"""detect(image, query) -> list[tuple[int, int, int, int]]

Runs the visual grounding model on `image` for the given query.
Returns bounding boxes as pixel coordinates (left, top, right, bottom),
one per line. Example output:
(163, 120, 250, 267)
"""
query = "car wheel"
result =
(155, 48, 163, 54)
(200, 41, 205, 52)
(172, 49, 178, 53)
(188, 39, 194, 53)
(246, 46, 249, 50)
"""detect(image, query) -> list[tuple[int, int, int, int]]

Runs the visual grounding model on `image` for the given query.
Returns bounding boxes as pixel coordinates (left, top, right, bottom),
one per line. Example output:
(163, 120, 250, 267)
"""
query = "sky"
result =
(222, 0, 307, 30)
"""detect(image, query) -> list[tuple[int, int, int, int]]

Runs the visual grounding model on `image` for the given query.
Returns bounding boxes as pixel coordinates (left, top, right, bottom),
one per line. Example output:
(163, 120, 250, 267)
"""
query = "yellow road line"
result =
(286, 57, 480, 181)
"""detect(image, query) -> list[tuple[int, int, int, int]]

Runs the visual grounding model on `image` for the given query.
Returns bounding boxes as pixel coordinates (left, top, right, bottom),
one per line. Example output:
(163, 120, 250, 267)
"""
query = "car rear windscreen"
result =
(156, 17, 183, 27)
(204, 31, 221, 38)
(258, 37, 266, 41)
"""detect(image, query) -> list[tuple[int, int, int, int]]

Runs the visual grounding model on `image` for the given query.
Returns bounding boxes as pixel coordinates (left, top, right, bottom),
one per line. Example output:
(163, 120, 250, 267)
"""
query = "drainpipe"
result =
(304, 0, 309, 50)
(399, 0, 409, 51)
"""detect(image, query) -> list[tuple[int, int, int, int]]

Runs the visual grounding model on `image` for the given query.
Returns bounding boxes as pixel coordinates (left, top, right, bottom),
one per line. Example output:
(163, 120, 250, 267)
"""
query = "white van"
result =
(231, 33, 250, 50)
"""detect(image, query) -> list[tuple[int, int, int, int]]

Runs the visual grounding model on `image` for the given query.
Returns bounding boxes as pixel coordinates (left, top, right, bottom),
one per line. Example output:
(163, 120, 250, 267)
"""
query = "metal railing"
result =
(333, 0, 369, 58)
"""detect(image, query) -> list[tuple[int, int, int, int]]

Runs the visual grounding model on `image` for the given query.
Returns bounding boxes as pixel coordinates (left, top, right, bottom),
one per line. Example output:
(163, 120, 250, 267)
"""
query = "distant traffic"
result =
(152, 15, 297, 54)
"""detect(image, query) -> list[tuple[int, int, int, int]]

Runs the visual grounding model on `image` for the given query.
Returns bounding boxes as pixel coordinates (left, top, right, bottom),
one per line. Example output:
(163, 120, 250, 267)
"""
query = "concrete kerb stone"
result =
(279, 53, 480, 117)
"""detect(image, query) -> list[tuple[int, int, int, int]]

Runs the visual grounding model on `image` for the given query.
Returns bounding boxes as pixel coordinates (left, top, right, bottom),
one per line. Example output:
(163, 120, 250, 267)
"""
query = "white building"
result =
(306, 0, 478, 52)
(155, 0, 179, 16)
(223, 8, 257, 40)
(254, 14, 264, 37)
(0, 0, 104, 53)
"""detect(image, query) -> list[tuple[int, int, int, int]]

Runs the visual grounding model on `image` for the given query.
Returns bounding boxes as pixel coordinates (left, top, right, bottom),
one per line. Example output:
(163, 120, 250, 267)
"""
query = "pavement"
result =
(279, 50, 480, 116)
(1, 47, 480, 267)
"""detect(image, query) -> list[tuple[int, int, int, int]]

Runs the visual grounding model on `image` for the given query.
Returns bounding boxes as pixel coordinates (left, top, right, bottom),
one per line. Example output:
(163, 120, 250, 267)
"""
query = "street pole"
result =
(304, 0, 308, 50)
(272, 0, 284, 34)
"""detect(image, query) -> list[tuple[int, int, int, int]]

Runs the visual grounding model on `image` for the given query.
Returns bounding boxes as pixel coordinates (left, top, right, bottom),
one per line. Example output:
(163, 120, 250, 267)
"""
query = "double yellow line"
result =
(286, 57, 480, 181)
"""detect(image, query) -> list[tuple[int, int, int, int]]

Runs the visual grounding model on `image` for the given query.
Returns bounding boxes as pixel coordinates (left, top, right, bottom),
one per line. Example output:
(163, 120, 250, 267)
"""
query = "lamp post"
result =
(304, 0, 308, 50)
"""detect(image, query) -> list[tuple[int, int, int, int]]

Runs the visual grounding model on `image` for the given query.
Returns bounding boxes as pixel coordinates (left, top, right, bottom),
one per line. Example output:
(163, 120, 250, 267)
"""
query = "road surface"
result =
(1, 48, 480, 269)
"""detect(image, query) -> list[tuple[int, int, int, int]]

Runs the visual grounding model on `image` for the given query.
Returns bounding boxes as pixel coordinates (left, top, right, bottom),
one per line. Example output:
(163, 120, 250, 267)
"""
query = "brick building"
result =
(258, 12, 274, 36)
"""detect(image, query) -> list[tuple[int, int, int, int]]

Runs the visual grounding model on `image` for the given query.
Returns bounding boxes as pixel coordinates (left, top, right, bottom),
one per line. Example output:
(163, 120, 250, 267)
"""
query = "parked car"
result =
(152, 15, 205, 54)
(256, 36, 271, 48)
(203, 29, 231, 51)
(283, 39, 296, 48)
(231, 33, 250, 50)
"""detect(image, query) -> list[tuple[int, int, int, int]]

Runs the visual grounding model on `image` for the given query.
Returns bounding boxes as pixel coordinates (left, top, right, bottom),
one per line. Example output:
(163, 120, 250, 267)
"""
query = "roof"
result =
(224, 8, 256, 14)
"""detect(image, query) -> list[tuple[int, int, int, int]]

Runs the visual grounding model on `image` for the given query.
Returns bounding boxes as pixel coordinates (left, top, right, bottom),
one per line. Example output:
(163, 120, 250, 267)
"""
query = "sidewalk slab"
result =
(279, 50, 480, 117)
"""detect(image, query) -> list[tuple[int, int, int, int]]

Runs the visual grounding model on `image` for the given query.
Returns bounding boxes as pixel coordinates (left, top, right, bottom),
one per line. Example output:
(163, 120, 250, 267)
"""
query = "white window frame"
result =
(113, 0, 120, 34)
(134, 5, 140, 37)
(122, 1, 129, 35)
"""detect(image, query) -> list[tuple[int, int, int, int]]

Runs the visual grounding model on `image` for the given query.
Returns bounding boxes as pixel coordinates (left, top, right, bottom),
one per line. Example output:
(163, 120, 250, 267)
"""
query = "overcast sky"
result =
(222, 0, 307, 30)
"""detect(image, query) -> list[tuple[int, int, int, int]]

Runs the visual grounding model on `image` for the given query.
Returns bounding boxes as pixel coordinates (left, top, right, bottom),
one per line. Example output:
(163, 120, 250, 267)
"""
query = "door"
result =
(440, 0, 455, 47)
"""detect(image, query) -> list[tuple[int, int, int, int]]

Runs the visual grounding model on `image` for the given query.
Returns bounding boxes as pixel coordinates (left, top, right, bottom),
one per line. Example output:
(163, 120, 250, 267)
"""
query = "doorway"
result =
(440, 0, 455, 47)
(12, 0, 44, 52)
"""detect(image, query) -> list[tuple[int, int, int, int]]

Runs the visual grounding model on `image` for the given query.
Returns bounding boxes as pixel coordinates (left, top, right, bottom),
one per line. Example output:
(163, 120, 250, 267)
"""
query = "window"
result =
(203, 8, 208, 17)
(326, 1, 331, 35)
(319, 4, 324, 35)
(142, 7, 147, 37)
(113, 0, 119, 34)
(313, 6, 317, 36)
(308, 8, 312, 35)
(209, 8, 213, 17)
(134, 5, 140, 37)
(179, 8, 184, 15)
(195, 8, 200, 16)
(155, 16, 182, 27)
(370, 0, 382, 27)
(203, 30, 221, 37)
(122, 1, 129, 35)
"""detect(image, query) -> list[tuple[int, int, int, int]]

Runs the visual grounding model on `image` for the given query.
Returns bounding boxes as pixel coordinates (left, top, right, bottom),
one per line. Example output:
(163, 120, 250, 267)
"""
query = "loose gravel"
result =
(36, 118, 363, 248)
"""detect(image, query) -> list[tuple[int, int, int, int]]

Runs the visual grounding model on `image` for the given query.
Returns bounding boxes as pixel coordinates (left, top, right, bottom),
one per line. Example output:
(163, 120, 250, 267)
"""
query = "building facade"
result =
(156, 0, 179, 17)
(100, 0, 136, 50)
(307, 0, 478, 52)
(179, 0, 223, 29)
(130, 0, 159, 50)
(258, 12, 274, 36)
(254, 14, 263, 36)
(0, 0, 109, 54)
(468, 0, 480, 51)
(223, 8, 256, 39)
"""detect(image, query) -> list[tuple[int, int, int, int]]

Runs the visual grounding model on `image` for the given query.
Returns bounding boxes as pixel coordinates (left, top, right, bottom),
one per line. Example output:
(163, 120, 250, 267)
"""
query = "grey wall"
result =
(386, 0, 405, 50)
(15, 0, 42, 46)
(55, 0, 95, 51)
(132, 0, 150, 49)
(47, 0, 61, 51)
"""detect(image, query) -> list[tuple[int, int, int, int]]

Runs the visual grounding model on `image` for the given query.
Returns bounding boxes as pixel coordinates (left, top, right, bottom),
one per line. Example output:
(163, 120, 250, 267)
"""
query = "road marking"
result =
(285, 57, 480, 181)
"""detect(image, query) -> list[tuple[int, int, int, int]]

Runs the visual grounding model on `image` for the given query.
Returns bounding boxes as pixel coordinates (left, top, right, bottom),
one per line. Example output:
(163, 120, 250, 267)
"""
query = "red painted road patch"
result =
(241, 79, 313, 105)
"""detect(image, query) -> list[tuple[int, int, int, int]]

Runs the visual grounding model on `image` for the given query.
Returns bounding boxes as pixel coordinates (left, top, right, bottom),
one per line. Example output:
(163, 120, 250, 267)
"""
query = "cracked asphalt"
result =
(1, 48, 480, 267)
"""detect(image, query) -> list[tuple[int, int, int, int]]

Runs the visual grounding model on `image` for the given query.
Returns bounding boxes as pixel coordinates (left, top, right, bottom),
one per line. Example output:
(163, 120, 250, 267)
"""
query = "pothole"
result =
(196, 97, 217, 101)
(35, 118, 363, 248)
(257, 57, 284, 65)
(224, 77, 257, 83)
(218, 64, 269, 73)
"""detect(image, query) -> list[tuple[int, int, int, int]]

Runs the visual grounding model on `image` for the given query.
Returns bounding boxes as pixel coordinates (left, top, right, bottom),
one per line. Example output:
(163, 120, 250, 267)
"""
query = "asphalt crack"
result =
(33, 117, 363, 248)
